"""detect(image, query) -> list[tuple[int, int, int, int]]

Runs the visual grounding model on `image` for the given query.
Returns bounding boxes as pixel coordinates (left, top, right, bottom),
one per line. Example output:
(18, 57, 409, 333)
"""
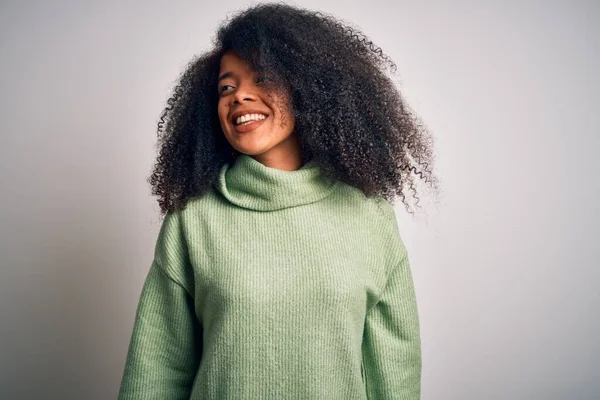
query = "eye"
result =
(219, 84, 233, 94)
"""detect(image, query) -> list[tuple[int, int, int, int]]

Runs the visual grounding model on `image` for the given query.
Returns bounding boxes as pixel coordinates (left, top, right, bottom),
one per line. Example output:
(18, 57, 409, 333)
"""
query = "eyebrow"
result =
(218, 72, 234, 83)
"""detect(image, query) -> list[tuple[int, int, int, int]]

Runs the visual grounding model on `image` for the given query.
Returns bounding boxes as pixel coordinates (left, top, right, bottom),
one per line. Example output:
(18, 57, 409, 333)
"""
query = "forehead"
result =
(219, 51, 255, 74)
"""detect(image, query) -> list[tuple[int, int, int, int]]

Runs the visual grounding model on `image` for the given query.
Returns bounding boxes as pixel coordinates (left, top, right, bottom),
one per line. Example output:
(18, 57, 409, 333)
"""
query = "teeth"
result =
(236, 113, 266, 125)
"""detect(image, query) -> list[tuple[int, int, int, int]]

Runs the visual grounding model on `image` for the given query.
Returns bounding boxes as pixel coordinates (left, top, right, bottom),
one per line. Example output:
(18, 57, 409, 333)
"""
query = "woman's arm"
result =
(118, 212, 201, 399)
(362, 211, 422, 399)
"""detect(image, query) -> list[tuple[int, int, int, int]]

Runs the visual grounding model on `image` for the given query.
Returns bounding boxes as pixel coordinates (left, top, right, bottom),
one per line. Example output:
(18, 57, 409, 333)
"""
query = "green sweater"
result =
(118, 154, 421, 399)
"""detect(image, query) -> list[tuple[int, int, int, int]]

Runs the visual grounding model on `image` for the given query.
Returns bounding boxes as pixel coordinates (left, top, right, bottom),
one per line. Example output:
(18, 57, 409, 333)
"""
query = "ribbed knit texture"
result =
(118, 154, 421, 400)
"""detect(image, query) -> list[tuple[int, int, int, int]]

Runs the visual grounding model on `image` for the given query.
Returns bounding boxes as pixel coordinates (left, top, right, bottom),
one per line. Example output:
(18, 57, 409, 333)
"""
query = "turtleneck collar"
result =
(213, 154, 339, 211)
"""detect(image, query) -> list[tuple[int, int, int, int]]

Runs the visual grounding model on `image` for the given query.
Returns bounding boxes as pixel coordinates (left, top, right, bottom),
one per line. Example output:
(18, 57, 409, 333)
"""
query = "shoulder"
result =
(153, 206, 197, 293)
(332, 180, 397, 224)
(331, 182, 409, 285)
(163, 189, 221, 232)
(336, 183, 408, 269)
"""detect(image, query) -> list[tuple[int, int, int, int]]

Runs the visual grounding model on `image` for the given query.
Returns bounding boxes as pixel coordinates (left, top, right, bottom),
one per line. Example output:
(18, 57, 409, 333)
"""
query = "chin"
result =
(235, 147, 270, 157)
(233, 139, 277, 156)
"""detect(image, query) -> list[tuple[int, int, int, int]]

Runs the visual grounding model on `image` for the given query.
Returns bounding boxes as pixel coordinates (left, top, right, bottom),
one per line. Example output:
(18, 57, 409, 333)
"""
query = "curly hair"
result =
(148, 1, 440, 215)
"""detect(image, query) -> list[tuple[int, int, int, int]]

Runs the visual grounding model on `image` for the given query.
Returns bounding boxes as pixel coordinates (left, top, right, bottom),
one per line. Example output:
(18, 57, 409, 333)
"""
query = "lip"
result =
(233, 115, 268, 134)
(230, 108, 269, 124)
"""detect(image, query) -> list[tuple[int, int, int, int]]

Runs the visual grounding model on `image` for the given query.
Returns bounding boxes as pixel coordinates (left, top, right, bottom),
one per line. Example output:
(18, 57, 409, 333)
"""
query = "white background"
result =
(1, 0, 598, 398)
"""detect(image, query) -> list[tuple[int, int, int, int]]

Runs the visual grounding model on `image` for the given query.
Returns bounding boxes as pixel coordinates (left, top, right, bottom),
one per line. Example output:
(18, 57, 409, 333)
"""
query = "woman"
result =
(119, 3, 438, 399)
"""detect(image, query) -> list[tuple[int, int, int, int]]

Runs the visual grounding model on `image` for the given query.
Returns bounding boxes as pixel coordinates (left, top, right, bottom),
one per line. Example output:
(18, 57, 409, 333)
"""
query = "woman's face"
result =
(217, 50, 300, 168)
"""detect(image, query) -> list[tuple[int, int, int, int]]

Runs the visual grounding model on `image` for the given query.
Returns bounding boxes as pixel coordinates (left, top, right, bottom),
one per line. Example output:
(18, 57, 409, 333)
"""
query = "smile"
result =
(234, 113, 267, 125)
(234, 115, 268, 133)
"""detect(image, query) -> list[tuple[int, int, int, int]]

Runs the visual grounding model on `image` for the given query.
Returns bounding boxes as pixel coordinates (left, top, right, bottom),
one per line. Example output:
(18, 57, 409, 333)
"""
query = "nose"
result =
(232, 81, 258, 104)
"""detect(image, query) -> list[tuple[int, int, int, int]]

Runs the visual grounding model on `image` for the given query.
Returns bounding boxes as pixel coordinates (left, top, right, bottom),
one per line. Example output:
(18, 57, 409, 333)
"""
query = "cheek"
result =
(269, 97, 293, 125)
(217, 104, 228, 127)
(278, 104, 295, 130)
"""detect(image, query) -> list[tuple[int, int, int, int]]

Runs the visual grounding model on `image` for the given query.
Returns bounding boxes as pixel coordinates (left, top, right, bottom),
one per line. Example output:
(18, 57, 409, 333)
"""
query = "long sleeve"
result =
(118, 211, 201, 399)
(361, 229, 422, 399)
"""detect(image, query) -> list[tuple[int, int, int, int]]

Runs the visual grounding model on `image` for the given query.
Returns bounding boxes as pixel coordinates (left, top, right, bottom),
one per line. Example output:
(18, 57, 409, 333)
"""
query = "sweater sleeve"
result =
(362, 207, 422, 399)
(118, 211, 201, 400)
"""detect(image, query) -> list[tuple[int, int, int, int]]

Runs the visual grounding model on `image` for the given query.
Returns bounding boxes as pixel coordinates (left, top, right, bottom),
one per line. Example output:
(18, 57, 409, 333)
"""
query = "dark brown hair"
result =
(149, 2, 439, 215)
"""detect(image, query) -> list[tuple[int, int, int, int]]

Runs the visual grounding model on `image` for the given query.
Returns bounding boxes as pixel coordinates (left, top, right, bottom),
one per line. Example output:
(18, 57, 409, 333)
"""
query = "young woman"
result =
(119, 3, 438, 399)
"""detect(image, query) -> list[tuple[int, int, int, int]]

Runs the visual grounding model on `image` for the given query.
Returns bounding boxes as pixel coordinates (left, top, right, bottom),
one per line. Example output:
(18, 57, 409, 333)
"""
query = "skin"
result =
(217, 50, 303, 171)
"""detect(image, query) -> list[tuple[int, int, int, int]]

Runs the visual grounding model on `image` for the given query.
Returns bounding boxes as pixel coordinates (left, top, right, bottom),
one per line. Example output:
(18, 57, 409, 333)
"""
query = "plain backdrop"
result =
(1, 1, 598, 399)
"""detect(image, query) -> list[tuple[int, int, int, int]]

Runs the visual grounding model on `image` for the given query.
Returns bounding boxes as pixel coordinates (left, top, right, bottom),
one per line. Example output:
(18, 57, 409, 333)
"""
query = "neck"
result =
(242, 132, 303, 171)
(214, 154, 339, 212)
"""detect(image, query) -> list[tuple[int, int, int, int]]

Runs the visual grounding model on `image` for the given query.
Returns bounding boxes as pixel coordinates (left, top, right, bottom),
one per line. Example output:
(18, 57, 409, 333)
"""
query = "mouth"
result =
(233, 114, 269, 134)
